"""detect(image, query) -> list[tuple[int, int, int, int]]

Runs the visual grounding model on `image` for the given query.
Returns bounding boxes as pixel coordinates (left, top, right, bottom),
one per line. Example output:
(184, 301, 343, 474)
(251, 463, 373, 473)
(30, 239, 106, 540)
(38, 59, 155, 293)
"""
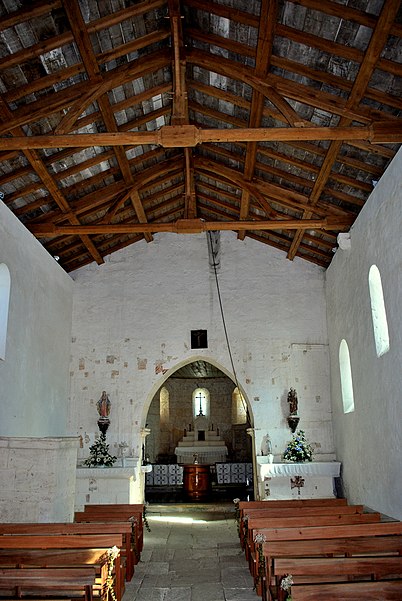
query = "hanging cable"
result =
(207, 231, 251, 426)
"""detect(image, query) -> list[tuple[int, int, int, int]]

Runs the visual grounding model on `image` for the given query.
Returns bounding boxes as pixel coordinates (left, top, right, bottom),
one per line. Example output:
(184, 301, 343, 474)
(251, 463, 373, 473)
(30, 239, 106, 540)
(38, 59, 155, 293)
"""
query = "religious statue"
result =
(287, 387, 298, 415)
(97, 391, 111, 418)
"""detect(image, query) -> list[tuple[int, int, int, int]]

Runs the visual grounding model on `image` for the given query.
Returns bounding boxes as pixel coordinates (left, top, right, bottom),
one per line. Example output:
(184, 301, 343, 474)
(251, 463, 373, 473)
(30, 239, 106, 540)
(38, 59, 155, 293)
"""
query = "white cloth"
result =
(260, 461, 341, 479)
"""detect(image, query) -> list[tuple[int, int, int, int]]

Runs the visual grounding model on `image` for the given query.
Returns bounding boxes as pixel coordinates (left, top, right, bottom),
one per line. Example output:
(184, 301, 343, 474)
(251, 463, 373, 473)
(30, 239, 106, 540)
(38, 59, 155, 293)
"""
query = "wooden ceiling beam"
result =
(2, 122, 402, 151)
(29, 216, 352, 237)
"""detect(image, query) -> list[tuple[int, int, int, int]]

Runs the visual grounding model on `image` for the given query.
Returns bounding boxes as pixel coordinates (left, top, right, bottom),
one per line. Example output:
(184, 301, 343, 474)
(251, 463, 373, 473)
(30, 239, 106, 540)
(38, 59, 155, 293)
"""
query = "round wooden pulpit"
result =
(183, 464, 211, 501)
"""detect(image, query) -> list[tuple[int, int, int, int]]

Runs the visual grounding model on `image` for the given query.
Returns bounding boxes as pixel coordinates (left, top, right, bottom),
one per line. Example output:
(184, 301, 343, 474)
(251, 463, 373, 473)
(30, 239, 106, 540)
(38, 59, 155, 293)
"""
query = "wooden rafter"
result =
(62, 0, 153, 243)
(168, 0, 197, 219)
(287, 0, 401, 261)
(0, 98, 104, 265)
(239, 0, 278, 240)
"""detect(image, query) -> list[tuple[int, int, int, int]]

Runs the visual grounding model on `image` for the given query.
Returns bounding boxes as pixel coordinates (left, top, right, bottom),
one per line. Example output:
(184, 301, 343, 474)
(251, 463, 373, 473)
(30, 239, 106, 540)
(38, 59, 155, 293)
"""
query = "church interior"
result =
(0, 0, 402, 598)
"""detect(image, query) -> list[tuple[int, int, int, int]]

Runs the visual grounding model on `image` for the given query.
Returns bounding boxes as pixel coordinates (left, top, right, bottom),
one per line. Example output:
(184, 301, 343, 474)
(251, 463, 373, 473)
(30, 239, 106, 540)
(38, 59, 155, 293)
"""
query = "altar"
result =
(256, 459, 341, 500)
(175, 414, 228, 465)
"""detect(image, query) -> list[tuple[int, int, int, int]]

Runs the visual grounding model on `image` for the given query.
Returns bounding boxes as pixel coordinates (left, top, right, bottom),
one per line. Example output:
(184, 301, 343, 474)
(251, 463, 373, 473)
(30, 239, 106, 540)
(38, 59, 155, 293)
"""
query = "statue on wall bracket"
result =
(97, 390, 111, 434)
(287, 387, 300, 433)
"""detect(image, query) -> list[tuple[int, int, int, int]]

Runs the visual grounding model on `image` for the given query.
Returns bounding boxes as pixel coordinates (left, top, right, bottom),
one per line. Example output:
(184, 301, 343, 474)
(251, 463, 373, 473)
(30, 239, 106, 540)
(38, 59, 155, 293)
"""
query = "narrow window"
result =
(0, 263, 11, 360)
(193, 388, 209, 418)
(368, 265, 390, 357)
(339, 339, 355, 413)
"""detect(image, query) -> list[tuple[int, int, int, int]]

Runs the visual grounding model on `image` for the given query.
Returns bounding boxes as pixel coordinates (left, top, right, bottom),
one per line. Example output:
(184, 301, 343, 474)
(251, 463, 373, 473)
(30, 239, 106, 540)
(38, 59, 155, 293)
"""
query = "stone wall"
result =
(326, 148, 402, 520)
(69, 231, 335, 499)
(0, 437, 78, 522)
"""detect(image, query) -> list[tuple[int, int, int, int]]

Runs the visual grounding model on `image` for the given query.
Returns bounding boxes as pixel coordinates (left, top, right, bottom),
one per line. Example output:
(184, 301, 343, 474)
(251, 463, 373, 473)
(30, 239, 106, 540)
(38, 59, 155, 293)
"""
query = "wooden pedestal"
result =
(183, 464, 211, 501)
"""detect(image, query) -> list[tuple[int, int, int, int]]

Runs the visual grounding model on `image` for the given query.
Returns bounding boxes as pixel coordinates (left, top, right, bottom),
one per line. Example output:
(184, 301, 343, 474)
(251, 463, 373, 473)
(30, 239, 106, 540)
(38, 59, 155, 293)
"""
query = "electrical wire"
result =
(207, 231, 251, 426)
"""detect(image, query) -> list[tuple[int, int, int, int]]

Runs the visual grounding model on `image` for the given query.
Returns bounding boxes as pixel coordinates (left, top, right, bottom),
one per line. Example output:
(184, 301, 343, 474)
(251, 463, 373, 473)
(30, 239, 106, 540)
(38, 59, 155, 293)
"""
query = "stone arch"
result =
(140, 354, 254, 428)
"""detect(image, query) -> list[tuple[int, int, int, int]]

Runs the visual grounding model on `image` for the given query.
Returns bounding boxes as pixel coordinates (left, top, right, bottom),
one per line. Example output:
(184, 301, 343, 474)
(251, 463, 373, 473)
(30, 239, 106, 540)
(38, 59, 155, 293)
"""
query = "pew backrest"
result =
(259, 520, 402, 541)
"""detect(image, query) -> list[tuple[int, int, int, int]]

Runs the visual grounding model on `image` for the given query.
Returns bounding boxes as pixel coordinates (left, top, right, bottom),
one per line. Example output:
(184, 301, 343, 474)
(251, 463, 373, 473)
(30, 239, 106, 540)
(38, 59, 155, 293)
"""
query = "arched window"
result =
(159, 387, 170, 427)
(193, 388, 209, 418)
(231, 387, 247, 424)
(0, 263, 11, 360)
(339, 339, 355, 414)
(368, 265, 390, 357)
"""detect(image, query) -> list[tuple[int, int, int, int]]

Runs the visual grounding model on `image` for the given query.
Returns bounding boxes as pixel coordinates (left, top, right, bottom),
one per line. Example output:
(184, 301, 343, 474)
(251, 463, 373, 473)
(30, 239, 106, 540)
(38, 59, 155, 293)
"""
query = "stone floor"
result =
(123, 503, 258, 601)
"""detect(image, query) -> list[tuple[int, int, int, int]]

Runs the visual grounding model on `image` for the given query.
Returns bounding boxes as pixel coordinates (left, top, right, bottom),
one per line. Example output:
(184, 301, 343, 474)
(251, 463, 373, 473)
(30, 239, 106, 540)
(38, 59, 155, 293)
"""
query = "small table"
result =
(182, 464, 211, 501)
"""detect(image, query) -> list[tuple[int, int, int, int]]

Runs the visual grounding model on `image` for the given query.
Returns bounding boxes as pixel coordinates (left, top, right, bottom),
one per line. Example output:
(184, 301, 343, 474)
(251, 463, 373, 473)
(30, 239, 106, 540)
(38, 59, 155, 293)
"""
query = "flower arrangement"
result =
(283, 430, 313, 462)
(84, 432, 117, 467)
(280, 574, 293, 600)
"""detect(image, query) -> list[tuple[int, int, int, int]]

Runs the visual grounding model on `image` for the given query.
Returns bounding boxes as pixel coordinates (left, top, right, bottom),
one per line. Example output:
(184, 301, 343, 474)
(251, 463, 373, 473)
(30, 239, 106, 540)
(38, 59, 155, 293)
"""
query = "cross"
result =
(290, 476, 305, 496)
(195, 391, 204, 415)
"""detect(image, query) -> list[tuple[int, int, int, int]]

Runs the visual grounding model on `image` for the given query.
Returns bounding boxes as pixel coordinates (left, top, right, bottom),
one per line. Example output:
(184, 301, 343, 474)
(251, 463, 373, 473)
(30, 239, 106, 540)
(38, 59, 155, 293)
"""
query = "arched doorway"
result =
(143, 359, 254, 502)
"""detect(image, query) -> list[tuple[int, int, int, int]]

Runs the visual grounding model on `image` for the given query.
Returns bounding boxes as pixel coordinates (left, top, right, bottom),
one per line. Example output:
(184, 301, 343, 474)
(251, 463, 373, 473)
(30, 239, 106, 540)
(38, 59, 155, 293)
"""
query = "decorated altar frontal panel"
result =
(257, 461, 341, 500)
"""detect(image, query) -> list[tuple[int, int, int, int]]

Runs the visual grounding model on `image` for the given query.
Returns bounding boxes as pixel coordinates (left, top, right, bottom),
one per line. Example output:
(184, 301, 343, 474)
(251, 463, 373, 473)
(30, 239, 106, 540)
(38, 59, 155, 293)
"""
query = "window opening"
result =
(339, 339, 355, 413)
(368, 265, 390, 357)
(0, 263, 11, 360)
(193, 388, 209, 418)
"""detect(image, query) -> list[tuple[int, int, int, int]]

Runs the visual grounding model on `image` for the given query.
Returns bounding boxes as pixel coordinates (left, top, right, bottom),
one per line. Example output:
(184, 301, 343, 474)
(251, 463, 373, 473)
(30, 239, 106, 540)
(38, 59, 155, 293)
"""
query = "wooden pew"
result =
(0, 567, 96, 601)
(237, 498, 348, 545)
(0, 534, 123, 601)
(240, 504, 364, 549)
(0, 522, 134, 582)
(259, 523, 402, 600)
(290, 579, 402, 600)
(247, 513, 382, 595)
(247, 512, 381, 574)
(76, 504, 144, 558)
(274, 556, 402, 601)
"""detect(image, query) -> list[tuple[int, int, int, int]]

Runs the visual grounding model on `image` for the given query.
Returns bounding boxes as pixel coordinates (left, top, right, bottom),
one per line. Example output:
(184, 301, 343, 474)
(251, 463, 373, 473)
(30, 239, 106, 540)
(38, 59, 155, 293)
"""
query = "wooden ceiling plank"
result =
(0, 95, 104, 264)
(86, 0, 167, 35)
(0, 0, 62, 31)
(287, 0, 401, 260)
(168, 0, 197, 219)
(64, 0, 153, 242)
(0, 50, 170, 136)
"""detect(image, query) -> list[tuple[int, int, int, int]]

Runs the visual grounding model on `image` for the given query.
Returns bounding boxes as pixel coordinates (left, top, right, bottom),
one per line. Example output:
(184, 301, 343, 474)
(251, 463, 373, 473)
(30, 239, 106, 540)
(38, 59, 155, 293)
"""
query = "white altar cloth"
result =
(257, 461, 341, 500)
(259, 461, 341, 480)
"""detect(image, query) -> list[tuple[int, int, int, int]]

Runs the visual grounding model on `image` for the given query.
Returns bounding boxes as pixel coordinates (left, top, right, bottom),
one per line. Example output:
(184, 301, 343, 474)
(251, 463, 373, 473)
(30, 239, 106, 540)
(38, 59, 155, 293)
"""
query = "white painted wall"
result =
(69, 231, 335, 500)
(0, 202, 76, 521)
(326, 149, 402, 520)
(0, 201, 73, 436)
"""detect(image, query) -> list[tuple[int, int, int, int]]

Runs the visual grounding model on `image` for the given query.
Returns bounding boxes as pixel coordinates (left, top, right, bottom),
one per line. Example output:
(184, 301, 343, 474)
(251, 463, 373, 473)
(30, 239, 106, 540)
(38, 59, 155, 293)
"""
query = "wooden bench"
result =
(237, 498, 348, 545)
(247, 512, 382, 595)
(76, 504, 144, 558)
(0, 534, 123, 601)
(290, 579, 402, 600)
(0, 566, 96, 601)
(259, 523, 402, 600)
(274, 556, 402, 601)
(0, 522, 134, 582)
(240, 504, 364, 549)
(247, 512, 381, 575)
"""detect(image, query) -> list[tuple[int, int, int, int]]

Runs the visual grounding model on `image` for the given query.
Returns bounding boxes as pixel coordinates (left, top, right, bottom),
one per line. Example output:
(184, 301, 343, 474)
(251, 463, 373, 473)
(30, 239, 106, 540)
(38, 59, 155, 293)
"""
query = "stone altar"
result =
(175, 414, 228, 464)
(256, 459, 341, 500)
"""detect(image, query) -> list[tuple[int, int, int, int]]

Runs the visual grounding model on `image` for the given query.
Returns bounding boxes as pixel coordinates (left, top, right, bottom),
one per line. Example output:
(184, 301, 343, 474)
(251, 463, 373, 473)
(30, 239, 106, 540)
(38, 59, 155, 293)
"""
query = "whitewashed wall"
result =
(0, 201, 73, 435)
(69, 231, 335, 499)
(326, 149, 402, 520)
(0, 201, 76, 520)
